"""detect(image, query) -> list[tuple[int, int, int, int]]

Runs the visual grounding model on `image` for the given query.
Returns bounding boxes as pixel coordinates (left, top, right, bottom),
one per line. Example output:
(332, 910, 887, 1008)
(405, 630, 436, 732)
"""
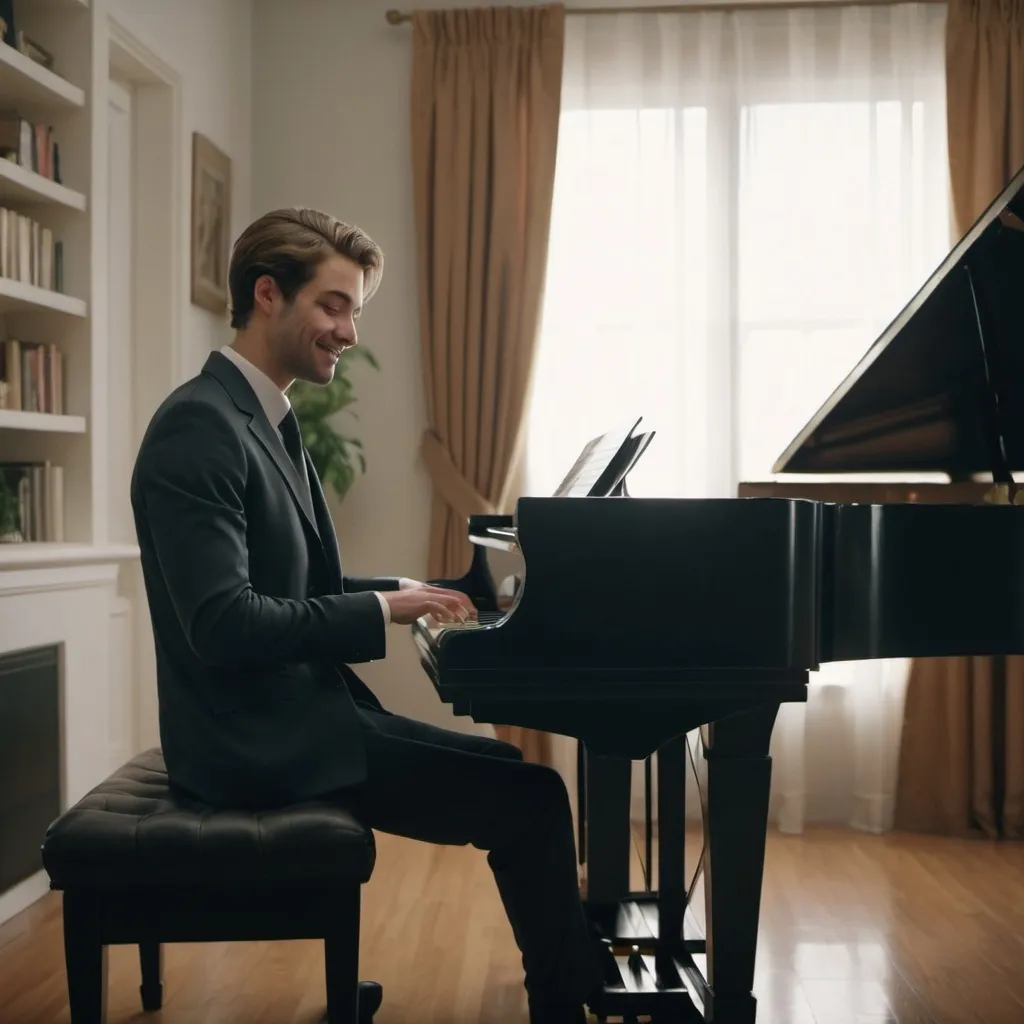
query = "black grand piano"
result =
(411, 160, 1024, 1024)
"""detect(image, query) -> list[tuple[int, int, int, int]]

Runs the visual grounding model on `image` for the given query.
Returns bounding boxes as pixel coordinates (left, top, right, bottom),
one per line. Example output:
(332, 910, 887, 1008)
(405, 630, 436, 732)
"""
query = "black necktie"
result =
(279, 407, 310, 496)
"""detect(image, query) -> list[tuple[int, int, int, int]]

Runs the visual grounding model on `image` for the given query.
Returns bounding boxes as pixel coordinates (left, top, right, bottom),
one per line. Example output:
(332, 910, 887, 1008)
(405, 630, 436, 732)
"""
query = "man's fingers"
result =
(427, 600, 462, 622)
(423, 586, 476, 618)
(424, 584, 470, 600)
(425, 602, 451, 622)
(449, 595, 476, 619)
(443, 595, 472, 620)
(432, 596, 476, 622)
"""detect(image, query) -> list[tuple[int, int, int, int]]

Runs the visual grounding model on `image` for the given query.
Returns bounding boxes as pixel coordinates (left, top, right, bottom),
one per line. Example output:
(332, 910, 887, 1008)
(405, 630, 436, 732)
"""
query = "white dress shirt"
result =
(218, 344, 396, 626)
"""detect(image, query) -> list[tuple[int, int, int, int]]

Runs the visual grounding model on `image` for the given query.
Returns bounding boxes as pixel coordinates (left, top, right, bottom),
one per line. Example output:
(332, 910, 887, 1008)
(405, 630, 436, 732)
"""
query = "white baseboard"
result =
(0, 870, 51, 929)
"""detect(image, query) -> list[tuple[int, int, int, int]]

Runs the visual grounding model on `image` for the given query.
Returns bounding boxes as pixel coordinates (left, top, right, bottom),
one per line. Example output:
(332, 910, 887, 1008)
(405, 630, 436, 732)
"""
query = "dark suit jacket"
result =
(130, 350, 399, 808)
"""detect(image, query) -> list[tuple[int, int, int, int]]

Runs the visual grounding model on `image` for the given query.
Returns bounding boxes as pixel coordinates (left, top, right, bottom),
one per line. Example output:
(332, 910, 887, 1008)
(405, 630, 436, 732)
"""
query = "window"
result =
(525, 5, 951, 499)
(737, 98, 949, 480)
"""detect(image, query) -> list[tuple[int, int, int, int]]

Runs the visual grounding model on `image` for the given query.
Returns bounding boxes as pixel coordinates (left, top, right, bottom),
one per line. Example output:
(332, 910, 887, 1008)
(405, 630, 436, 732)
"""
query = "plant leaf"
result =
(290, 346, 380, 500)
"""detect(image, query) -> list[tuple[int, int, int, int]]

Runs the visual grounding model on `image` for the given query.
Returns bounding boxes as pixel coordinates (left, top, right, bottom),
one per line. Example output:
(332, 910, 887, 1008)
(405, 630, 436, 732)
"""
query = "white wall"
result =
(251, 0, 512, 729)
(107, 0, 252, 379)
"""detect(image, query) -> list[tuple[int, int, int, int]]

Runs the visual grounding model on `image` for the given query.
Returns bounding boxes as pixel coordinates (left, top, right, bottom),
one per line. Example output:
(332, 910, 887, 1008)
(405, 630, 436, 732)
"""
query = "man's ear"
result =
(252, 274, 279, 317)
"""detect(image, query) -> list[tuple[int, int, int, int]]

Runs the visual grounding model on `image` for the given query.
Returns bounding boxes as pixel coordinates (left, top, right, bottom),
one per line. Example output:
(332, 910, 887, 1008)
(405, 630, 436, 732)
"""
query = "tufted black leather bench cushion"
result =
(41, 748, 375, 889)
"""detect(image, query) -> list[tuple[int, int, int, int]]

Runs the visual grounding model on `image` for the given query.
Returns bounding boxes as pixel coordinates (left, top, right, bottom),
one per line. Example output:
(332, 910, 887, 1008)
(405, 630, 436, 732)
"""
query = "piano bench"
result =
(40, 748, 375, 1024)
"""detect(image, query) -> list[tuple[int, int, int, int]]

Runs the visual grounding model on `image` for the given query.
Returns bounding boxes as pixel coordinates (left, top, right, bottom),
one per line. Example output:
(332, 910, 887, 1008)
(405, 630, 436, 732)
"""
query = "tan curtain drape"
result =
(894, 0, 1024, 839)
(896, 658, 1024, 837)
(410, 5, 565, 762)
(945, 0, 1024, 235)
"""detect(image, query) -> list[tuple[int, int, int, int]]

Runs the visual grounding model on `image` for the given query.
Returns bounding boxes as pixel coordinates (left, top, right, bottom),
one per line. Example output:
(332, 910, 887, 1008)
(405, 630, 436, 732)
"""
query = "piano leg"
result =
(656, 735, 688, 970)
(581, 751, 631, 909)
(701, 701, 780, 1024)
(579, 705, 779, 1023)
(582, 739, 701, 1024)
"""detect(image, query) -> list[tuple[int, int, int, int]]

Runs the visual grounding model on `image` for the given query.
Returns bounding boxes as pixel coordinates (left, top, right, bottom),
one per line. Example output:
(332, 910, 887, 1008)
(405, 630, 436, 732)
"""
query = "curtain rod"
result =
(385, 0, 943, 23)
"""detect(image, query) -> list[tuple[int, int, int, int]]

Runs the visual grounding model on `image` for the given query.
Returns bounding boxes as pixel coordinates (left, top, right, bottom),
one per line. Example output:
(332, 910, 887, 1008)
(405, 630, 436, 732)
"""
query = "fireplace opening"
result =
(0, 644, 61, 896)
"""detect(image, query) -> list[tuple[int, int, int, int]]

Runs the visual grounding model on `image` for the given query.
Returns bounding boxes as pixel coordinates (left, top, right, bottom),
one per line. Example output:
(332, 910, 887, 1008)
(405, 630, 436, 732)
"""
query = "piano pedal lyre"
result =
(608, 942, 655, 960)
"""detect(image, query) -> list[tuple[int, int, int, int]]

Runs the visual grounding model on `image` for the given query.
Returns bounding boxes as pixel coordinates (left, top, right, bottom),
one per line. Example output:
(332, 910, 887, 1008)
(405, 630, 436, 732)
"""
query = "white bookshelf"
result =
(0, 0, 95, 557)
(34, 0, 90, 11)
(0, 0, 149, 935)
(0, 408, 84, 432)
(0, 157, 86, 210)
(0, 277, 87, 316)
(0, 39, 85, 114)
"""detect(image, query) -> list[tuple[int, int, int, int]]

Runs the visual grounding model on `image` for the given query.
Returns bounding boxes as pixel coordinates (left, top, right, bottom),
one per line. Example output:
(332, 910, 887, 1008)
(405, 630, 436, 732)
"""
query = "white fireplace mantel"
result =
(0, 548, 142, 928)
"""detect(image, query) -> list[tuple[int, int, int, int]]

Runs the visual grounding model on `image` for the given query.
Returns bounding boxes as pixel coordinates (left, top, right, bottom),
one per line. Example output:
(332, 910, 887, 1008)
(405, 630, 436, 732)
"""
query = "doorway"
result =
(107, 20, 182, 752)
(106, 75, 134, 546)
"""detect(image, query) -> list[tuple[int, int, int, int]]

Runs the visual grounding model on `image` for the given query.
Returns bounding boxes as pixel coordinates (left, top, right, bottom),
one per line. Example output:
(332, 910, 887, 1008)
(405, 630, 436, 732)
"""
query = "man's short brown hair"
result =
(228, 208, 384, 329)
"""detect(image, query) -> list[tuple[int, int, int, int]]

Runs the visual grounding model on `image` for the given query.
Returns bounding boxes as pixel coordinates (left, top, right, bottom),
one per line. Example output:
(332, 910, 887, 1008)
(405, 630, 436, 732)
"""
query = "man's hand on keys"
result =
(382, 584, 477, 626)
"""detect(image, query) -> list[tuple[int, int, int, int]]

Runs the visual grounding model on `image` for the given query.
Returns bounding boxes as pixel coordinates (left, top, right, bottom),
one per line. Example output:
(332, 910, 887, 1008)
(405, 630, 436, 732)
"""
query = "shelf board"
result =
(0, 409, 85, 433)
(0, 159, 85, 210)
(0, 278, 86, 317)
(0, 543, 140, 569)
(0, 42, 85, 115)
(34, 0, 90, 10)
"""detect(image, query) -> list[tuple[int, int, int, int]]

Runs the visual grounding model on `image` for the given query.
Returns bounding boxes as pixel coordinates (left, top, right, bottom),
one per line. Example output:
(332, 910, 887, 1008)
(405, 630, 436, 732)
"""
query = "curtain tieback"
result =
(420, 429, 495, 519)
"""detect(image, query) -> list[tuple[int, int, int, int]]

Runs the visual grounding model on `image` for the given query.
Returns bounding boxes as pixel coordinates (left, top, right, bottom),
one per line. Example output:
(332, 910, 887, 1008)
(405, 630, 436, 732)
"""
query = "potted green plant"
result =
(289, 345, 379, 499)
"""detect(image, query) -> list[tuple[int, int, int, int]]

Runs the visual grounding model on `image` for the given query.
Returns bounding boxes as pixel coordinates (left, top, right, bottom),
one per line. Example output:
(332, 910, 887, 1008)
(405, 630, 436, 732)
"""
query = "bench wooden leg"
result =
(324, 886, 361, 1024)
(139, 941, 164, 1010)
(62, 890, 108, 1024)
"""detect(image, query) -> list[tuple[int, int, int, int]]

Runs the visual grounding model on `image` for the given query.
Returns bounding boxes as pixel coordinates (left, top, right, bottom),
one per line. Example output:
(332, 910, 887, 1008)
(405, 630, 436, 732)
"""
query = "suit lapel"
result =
(201, 352, 321, 541)
(246, 415, 321, 539)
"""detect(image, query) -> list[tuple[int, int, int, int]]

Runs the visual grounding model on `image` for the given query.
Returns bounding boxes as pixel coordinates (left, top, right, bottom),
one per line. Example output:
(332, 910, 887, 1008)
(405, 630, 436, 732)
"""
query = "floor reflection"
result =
(633, 821, 1024, 1024)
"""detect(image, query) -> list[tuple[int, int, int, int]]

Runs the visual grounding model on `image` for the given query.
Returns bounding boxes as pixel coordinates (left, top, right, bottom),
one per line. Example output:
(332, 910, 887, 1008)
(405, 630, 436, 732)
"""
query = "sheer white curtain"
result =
(526, 2, 951, 834)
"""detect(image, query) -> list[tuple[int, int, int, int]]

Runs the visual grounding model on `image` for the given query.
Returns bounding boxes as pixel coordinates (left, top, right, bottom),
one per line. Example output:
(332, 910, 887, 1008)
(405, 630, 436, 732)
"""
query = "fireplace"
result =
(0, 645, 61, 897)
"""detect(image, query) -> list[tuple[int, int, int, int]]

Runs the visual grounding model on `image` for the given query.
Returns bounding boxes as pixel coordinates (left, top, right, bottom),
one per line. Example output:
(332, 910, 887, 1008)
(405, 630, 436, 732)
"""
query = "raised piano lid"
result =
(772, 160, 1024, 476)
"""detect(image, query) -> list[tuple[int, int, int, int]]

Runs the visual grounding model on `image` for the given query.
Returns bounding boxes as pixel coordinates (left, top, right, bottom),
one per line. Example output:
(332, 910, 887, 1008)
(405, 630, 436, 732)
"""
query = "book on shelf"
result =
(0, 111, 61, 184)
(0, 338, 64, 413)
(0, 205, 62, 292)
(18, 35, 53, 72)
(0, 460, 64, 543)
(0, 1, 63, 71)
(0, 0, 15, 49)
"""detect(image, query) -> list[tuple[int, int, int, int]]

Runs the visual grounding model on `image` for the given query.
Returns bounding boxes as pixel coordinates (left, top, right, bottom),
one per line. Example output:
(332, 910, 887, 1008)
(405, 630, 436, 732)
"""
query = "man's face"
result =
(267, 253, 365, 387)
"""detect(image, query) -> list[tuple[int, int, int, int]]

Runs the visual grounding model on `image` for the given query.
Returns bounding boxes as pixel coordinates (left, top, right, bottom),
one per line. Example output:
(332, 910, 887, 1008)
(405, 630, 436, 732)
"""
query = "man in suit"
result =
(130, 208, 604, 1024)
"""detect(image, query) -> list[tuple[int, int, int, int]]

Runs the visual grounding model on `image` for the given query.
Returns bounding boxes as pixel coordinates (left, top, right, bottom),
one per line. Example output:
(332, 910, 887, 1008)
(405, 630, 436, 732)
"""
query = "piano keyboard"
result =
(419, 611, 504, 641)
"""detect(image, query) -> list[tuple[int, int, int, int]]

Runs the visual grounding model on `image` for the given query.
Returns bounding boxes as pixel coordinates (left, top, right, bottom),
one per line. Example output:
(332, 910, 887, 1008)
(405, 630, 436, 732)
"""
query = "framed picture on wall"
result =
(190, 132, 232, 315)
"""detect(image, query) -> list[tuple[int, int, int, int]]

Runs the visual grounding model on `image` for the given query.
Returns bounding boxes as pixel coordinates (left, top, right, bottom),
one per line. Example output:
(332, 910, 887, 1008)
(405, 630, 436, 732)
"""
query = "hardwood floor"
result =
(2, 825, 1024, 1023)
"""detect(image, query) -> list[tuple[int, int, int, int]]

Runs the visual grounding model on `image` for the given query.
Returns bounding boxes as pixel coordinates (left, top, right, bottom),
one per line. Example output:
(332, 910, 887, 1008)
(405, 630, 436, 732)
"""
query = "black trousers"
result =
(344, 708, 604, 1005)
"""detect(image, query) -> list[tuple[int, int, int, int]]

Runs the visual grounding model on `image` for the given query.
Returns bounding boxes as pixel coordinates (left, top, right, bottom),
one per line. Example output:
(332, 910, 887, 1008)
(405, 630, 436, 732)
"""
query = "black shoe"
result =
(527, 997, 587, 1024)
(323, 981, 382, 1022)
(584, 980, 608, 1015)
(358, 980, 383, 1022)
